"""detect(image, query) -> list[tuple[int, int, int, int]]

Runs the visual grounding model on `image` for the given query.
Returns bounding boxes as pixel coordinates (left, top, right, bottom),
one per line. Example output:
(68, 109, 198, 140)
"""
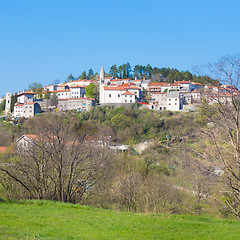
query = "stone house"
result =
(58, 97, 95, 112)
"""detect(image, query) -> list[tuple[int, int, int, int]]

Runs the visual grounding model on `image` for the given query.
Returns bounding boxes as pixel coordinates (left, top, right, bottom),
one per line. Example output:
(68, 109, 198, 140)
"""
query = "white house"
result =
(99, 67, 142, 104)
(14, 102, 41, 118)
(17, 91, 35, 103)
(70, 85, 86, 98)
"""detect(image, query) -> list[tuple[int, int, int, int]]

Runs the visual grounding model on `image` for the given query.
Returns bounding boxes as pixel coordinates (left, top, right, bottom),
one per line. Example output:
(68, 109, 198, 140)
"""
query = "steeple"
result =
(100, 66, 105, 80)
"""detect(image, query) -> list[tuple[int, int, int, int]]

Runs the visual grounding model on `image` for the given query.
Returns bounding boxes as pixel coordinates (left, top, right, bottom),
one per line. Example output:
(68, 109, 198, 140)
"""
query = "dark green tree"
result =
(87, 68, 94, 80)
(10, 94, 18, 113)
(79, 71, 87, 80)
(67, 73, 74, 81)
(109, 64, 118, 78)
(0, 99, 6, 112)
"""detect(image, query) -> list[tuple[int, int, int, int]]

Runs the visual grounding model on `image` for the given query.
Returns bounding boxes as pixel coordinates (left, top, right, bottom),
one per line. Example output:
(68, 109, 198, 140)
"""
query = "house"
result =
(14, 102, 41, 118)
(58, 97, 95, 112)
(51, 89, 71, 99)
(142, 91, 183, 111)
(13, 91, 41, 118)
(175, 81, 192, 92)
(43, 84, 57, 92)
(17, 91, 35, 103)
(99, 67, 142, 104)
(84, 135, 112, 147)
(16, 134, 39, 151)
(141, 79, 152, 89)
(70, 85, 86, 98)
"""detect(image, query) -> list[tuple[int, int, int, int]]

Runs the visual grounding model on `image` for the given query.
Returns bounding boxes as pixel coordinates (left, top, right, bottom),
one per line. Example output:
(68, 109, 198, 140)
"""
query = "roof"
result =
(50, 90, 71, 93)
(18, 91, 35, 96)
(110, 78, 130, 82)
(174, 81, 190, 84)
(0, 147, 8, 152)
(24, 102, 36, 105)
(15, 103, 24, 107)
(151, 92, 167, 95)
(122, 91, 135, 95)
(167, 91, 180, 98)
(191, 82, 203, 85)
(25, 134, 39, 140)
(148, 82, 169, 86)
(58, 97, 95, 101)
(104, 86, 141, 91)
(70, 85, 86, 88)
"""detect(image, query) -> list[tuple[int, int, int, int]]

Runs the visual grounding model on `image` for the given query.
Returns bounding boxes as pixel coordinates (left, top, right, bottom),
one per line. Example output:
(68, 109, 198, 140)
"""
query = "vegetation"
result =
(1, 199, 240, 240)
(0, 99, 5, 112)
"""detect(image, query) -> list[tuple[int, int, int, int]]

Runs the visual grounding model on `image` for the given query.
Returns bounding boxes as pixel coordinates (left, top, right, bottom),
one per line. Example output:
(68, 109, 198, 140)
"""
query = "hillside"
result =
(0, 199, 240, 240)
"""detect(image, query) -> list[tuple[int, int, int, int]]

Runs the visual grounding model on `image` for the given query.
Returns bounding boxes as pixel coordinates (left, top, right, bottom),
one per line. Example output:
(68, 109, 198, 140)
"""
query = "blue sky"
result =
(0, 0, 240, 96)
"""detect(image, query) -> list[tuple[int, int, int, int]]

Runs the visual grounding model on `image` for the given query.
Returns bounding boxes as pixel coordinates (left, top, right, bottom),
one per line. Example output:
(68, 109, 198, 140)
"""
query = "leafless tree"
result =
(198, 55, 240, 218)
(0, 114, 112, 203)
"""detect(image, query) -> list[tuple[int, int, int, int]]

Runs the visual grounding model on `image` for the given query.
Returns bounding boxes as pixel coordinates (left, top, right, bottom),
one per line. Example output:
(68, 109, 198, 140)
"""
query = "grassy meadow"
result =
(0, 199, 240, 240)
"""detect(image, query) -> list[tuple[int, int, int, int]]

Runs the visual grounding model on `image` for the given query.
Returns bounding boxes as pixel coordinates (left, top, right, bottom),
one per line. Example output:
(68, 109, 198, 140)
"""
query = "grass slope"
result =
(0, 200, 240, 240)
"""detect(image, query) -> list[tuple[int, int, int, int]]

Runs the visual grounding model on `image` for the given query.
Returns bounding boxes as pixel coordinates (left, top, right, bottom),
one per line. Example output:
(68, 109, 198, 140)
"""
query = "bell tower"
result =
(99, 67, 106, 104)
(5, 92, 12, 114)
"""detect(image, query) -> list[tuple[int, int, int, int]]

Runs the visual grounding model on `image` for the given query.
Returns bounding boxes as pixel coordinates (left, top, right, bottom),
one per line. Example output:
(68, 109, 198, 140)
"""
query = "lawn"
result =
(0, 199, 239, 239)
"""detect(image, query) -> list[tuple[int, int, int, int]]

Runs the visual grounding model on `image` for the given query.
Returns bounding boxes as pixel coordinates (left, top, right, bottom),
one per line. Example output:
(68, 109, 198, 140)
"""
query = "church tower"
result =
(99, 66, 106, 104)
(5, 92, 12, 114)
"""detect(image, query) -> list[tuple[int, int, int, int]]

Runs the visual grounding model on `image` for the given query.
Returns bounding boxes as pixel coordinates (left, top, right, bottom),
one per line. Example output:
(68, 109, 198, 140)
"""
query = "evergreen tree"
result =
(109, 64, 118, 78)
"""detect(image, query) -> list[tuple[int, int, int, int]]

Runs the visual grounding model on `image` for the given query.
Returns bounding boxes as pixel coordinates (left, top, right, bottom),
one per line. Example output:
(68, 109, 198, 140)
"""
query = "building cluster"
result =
(98, 67, 238, 111)
(3, 67, 239, 119)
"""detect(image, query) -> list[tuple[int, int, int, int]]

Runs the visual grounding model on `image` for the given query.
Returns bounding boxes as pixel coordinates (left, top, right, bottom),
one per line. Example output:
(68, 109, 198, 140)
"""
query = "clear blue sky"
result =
(0, 0, 240, 97)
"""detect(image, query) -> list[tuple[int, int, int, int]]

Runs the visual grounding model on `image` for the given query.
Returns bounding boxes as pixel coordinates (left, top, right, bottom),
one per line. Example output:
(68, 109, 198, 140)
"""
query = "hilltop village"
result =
(0, 66, 237, 119)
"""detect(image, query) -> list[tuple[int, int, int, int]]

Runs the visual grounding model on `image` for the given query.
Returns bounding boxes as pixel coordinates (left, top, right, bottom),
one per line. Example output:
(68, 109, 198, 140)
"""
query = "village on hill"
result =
(0, 66, 238, 119)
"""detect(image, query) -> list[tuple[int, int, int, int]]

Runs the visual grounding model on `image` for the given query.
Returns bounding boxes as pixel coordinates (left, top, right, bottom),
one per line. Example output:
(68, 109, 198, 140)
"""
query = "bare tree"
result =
(0, 114, 111, 203)
(198, 55, 240, 218)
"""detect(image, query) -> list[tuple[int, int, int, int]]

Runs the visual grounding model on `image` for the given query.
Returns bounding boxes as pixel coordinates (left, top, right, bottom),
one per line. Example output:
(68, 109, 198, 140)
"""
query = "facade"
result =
(43, 84, 57, 92)
(17, 91, 35, 103)
(58, 97, 95, 112)
(99, 67, 142, 104)
(70, 85, 86, 98)
(14, 102, 41, 118)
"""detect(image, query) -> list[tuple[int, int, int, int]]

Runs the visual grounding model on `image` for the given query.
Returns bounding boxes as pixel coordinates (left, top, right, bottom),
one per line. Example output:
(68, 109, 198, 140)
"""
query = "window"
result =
(169, 103, 171, 105)
(130, 100, 132, 103)
(125, 95, 127, 97)
(109, 94, 111, 98)
(130, 95, 132, 97)
(175, 103, 177, 105)
(125, 100, 127, 102)
(169, 99, 171, 101)
(118, 94, 120, 97)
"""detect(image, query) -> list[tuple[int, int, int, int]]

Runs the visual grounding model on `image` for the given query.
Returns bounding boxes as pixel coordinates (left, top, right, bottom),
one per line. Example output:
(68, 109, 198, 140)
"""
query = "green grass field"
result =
(0, 199, 240, 240)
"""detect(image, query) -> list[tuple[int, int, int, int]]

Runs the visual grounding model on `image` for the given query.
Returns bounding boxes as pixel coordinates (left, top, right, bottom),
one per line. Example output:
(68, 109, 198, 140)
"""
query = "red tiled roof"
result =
(0, 147, 8, 152)
(70, 85, 86, 88)
(104, 86, 141, 90)
(191, 82, 203, 85)
(110, 78, 130, 82)
(25, 134, 39, 140)
(175, 81, 190, 84)
(50, 90, 71, 93)
(58, 97, 95, 101)
(148, 82, 168, 86)
(24, 102, 36, 105)
(122, 91, 135, 95)
(18, 91, 35, 96)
